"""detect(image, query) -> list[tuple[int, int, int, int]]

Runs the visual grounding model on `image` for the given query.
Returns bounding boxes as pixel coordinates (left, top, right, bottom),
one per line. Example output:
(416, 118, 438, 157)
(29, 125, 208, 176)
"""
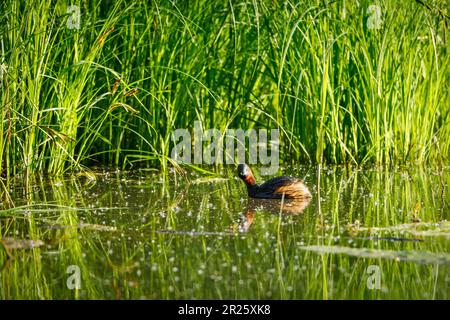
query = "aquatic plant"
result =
(0, 0, 448, 180)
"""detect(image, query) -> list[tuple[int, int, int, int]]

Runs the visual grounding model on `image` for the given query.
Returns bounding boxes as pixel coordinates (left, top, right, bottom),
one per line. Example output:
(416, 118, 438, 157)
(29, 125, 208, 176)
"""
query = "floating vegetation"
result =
(191, 178, 230, 184)
(42, 223, 117, 232)
(1, 238, 45, 250)
(155, 229, 235, 237)
(298, 245, 450, 265)
(353, 221, 450, 238)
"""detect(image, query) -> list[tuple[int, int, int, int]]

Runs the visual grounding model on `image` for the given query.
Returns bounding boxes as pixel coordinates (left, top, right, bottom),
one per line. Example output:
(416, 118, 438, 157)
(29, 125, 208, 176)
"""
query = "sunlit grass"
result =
(0, 0, 448, 180)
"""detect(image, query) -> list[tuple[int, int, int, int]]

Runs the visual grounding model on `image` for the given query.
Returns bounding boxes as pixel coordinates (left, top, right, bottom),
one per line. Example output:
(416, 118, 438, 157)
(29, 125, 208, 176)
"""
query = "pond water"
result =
(0, 166, 449, 299)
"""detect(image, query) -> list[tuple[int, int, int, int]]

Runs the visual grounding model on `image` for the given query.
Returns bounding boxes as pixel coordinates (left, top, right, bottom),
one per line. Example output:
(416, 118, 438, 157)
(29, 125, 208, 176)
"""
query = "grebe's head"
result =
(237, 164, 250, 178)
(237, 164, 256, 186)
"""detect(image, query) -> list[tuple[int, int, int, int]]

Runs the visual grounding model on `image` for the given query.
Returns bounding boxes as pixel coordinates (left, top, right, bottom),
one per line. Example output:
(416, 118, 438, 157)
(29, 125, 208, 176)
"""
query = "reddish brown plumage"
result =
(244, 174, 256, 186)
(273, 181, 311, 199)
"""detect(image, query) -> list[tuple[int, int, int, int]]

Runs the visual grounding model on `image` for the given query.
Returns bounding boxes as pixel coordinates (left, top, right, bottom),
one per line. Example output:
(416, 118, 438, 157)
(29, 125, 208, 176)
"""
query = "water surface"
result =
(0, 166, 449, 299)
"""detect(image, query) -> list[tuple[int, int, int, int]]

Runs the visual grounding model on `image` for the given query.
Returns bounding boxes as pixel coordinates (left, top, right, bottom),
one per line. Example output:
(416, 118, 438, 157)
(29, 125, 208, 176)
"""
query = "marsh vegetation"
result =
(0, 0, 449, 300)
(0, 0, 449, 177)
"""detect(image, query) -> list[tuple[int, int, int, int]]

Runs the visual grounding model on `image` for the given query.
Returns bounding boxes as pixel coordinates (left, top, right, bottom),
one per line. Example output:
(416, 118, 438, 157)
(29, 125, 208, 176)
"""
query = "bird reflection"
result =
(237, 197, 312, 232)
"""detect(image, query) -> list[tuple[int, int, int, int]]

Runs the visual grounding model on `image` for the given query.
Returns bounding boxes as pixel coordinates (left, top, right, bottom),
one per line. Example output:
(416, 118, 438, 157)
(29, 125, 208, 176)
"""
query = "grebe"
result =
(237, 164, 311, 199)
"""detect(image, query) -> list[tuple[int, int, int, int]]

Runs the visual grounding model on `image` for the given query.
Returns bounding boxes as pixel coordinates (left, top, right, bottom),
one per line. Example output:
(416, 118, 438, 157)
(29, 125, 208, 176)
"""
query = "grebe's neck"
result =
(244, 174, 256, 186)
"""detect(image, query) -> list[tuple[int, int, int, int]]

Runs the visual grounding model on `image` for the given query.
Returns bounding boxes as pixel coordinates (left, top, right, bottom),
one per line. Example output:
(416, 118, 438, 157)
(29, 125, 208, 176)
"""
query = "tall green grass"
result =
(0, 0, 449, 179)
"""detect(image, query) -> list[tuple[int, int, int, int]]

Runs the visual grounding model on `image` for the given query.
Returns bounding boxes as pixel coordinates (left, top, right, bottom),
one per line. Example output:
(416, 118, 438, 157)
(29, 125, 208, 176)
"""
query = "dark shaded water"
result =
(0, 166, 449, 299)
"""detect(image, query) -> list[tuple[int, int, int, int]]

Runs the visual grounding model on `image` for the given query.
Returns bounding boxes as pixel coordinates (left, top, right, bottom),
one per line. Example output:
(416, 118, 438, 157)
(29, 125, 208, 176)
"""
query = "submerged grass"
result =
(0, 0, 449, 180)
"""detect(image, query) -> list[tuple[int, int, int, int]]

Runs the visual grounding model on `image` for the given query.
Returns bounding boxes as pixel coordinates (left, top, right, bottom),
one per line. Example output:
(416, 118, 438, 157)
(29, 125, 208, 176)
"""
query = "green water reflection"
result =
(0, 166, 449, 299)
